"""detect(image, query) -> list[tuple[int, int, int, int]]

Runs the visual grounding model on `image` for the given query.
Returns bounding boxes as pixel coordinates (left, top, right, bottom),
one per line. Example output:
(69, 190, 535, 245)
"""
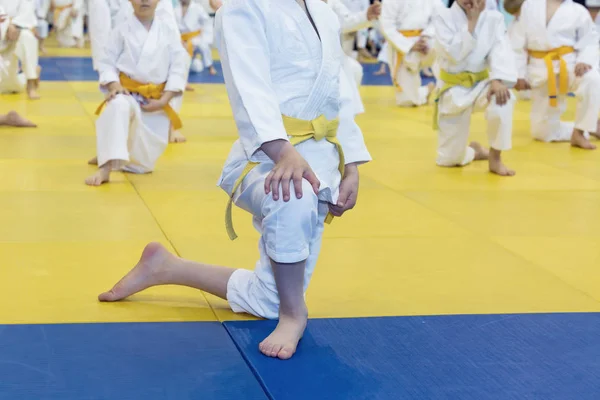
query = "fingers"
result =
(281, 171, 292, 202)
(304, 169, 320, 195)
(264, 170, 274, 194)
(293, 171, 303, 200)
(270, 168, 284, 201)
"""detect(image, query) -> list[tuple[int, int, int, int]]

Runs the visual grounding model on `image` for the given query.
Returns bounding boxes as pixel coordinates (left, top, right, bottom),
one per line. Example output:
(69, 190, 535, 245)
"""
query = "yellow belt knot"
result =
(433, 69, 490, 130)
(528, 46, 575, 107)
(95, 72, 183, 130)
(225, 115, 344, 241)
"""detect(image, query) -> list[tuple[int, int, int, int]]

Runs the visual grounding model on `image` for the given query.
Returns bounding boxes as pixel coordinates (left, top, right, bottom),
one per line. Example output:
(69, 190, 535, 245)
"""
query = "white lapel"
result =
(133, 17, 159, 74)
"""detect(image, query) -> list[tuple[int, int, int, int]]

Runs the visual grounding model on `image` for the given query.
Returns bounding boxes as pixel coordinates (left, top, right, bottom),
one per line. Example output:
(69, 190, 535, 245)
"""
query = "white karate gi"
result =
(35, 0, 50, 39)
(486, 0, 498, 10)
(0, 0, 38, 94)
(215, 0, 371, 319)
(341, 0, 369, 51)
(95, 14, 188, 173)
(328, 0, 373, 114)
(52, 0, 84, 47)
(511, 0, 600, 143)
(381, 0, 443, 106)
(434, 4, 517, 167)
(507, 15, 531, 100)
(175, 2, 213, 72)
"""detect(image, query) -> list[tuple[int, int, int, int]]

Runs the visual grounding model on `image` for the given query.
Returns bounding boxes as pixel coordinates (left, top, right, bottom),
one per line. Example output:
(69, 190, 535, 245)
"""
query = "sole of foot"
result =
(5, 111, 36, 127)
(571, 131, 596, 150)
(98, 242, 171, 302)
(259, 310, 308, 360)
(85, 167, 111, 186)
(470, 141, 490, 160)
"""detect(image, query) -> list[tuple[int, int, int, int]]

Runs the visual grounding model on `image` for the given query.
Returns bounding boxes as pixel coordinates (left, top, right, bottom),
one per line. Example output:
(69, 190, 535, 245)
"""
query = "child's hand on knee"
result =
(487, 80, 510, 106)
(328, 164, 359, 217)
(262, 140, 320, 202)
(106, 82, 129, 101)
(575, 63, 592, 78)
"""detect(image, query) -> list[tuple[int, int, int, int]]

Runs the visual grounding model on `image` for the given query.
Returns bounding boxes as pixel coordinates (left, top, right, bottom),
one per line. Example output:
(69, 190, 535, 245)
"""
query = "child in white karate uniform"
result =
(98, 0, 370, 361)
(510, 0, 600, 149)
(434, 0, 517, 176)
(85, 0, 188, 186)
(505, 0, 531, 100)
(175, 0, 216, 76)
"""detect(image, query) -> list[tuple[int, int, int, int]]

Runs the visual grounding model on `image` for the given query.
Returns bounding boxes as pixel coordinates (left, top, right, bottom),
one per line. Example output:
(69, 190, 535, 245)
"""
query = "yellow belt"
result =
(53, 2, 73, 23)
(95, 72, 183, 130)
(392, 30, 423, 92)
(181, 30, 202, 58)
(225, 115, 345, 241)
(433, 69, 489, 130)
(528, 46, 575, 107)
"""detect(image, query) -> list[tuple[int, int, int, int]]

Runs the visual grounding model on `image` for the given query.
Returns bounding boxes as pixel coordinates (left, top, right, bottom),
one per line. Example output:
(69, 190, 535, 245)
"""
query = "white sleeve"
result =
(12, 0, 37, 29)
(380, 1, 414, 54)
(73, 0, 84, 12)
(337, 69, 371, 166)
(575, 8, 600, 68)
(97, 27, 123, 85)
(215, 0, 288, 159)
(422, 0, 445, 38)
(433, 10, 476, 63)
(165, 25, 189, 93)
(508, 18, 527, 80)
(332, 0, 371, 34)
(199, 5, 210, 25)
(37, 0, 51, 19)
(488, 16, 518, 87)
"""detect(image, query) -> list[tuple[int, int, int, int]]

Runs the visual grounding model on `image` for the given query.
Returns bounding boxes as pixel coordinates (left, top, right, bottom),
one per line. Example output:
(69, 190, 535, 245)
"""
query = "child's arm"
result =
(216, 0, 319, 201)
(97, 27, 124, 93)
(332, 0, 376, 35)
(164, 25, 189, 96)
(487, 15, 518, 105)
(574, 7, 600, 76)
(71, 0, 83, 18)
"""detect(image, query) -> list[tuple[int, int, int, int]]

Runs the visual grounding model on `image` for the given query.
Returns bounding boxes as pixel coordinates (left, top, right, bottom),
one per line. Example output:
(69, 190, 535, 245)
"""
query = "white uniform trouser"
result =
(530, 70, 600, 142)
(391, 43, 435, 107)
(226, 164, 328, 320)
(0, 30, 39, 93)
(190, 26, 214, 73)
(37, 18, 50, 39)
(95, 95, 169, 173)
(88, 0, 112, 71)
(55, 7, 84, 47)
(437, 81, 514, 167)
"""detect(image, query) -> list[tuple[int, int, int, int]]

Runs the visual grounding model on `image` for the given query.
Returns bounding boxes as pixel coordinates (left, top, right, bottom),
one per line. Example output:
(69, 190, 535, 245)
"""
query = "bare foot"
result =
(259, 307, 307, 360)
(99, 242, 174, 302)
(571, 129, 596, 150)
(185, 84, 195, 92)
(85, 165, 111, 186)
(27, 87, 40, 100)
(1, 111, 36, 127)
(470, 141, 489, 160)
(169, 129, 187, 143)
(373, 66, 387, 76)
(489, 148, 515, 177)
(87, 156, 98, 165)
(209, 66, 217, 75)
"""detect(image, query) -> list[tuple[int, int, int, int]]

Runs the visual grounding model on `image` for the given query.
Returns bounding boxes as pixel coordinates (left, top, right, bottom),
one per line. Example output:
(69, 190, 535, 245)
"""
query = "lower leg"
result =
(259, 260, 307, 360)
(98, 242, 235, 301)
(488, 148, 515, 176)
(26, 79, 40, 100)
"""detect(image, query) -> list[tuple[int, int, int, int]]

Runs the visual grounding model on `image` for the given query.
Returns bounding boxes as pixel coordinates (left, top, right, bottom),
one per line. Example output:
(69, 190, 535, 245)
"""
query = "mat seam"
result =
(223, 322, 275, 400)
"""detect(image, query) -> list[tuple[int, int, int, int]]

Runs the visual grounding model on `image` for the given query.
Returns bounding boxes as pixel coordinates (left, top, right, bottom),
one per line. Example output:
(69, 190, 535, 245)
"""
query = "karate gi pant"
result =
(391, 45, 435, 107)
(55, 8, 84, 47)
(0, 30, 39, 94)
(437, 81, 514, 167)
(226, 164, 328, 320)
(190, 43, 213, 72)
(530, 70, 600, 143)
(95, 95, 169, 173)
(37, 18, 50, 40)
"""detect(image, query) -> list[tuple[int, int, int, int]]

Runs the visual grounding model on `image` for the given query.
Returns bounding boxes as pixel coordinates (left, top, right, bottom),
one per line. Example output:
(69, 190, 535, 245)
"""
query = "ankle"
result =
(279, 302, 308, 320)
(489, 148, 501, 162)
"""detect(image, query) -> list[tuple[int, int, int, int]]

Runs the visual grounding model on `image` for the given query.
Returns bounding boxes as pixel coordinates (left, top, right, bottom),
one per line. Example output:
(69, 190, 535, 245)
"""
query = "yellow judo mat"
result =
(1, 46, 600, 326)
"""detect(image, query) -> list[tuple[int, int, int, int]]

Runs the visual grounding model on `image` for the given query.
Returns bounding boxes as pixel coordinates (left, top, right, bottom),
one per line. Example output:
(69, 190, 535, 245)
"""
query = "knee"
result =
(487, 92, 515, 118)
(105, 94, 131, 110)
(579, 70, 600, 96)
(262, 180, 319, 263)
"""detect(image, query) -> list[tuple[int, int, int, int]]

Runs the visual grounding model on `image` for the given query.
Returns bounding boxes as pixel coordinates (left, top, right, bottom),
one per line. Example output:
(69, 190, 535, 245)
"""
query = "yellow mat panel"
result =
(1, 80, 600, 324)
